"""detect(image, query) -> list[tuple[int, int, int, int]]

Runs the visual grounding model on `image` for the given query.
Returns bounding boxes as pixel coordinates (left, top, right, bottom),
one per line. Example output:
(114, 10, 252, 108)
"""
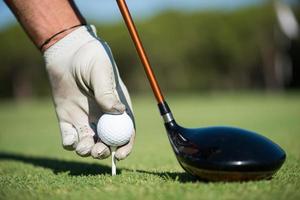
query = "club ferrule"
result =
(158, 101, 174, 123)
(162, 112, 174, 123)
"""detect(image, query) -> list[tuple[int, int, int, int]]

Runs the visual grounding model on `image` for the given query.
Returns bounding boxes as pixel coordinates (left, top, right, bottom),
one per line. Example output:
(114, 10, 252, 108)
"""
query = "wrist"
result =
(5, 0, 86, 51)
(40, 24, 84, 52)
(43, 25, 97, 62)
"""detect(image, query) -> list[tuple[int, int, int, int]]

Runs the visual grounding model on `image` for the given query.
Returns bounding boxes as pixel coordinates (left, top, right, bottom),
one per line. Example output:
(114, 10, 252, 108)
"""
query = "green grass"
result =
(0, 93, 300, 200)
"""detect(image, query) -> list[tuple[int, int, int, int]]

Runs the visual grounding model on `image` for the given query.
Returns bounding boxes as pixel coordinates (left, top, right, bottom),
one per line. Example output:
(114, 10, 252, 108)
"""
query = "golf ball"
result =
(97, 112, 134, 147)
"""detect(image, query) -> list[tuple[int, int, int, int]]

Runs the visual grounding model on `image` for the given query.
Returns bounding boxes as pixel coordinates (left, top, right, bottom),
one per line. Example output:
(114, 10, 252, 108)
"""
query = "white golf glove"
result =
(44, 25, 135, 160)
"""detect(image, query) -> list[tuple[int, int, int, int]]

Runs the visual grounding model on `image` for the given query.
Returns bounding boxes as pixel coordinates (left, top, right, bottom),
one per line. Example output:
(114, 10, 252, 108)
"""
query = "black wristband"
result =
(39, 24, 85, 51)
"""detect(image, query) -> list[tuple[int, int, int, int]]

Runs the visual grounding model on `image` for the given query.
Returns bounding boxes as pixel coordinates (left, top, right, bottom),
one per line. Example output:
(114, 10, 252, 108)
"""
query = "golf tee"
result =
(111, 149, 117, 176)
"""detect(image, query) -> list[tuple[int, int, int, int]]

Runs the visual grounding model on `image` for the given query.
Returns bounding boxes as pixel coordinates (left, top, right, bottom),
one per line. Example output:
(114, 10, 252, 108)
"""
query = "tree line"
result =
(0, 3, 299, 98)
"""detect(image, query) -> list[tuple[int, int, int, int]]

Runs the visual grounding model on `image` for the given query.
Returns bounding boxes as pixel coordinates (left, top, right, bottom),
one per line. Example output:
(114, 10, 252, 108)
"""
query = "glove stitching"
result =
(77, 125, 94, 139)
(110, 63, 119, 106)
(104, 43, 121, 110)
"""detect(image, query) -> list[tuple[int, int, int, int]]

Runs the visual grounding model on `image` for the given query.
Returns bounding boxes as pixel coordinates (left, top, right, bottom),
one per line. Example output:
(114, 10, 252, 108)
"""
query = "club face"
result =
(164, 121, 286, 181)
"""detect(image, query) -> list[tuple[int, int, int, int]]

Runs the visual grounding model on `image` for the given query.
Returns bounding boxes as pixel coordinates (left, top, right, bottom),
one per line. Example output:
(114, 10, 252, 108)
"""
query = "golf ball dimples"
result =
(97, 112, 134, 147)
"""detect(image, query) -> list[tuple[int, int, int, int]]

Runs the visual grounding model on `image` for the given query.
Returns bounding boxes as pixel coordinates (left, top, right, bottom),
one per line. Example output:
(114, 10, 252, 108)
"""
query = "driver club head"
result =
(159, 102, 286, 181)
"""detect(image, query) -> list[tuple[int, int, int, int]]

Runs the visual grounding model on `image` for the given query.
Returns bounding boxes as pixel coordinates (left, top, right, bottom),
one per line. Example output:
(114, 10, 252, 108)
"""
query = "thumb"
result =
(94, 90, 125, 114)
(89, 42, 125, 114)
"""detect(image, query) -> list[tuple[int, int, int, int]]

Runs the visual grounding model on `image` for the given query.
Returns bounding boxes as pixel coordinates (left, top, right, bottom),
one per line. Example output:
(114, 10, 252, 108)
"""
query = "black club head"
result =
(164, 121, 286, 181)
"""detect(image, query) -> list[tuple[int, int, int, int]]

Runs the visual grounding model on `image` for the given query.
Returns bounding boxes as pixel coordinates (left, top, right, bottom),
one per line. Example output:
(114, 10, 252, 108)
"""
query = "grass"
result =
(0, 92, 299, 200)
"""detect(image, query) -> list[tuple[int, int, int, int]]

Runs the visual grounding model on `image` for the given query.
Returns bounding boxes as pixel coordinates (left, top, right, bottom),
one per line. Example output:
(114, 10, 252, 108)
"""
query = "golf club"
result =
(116, 0, 286, 181)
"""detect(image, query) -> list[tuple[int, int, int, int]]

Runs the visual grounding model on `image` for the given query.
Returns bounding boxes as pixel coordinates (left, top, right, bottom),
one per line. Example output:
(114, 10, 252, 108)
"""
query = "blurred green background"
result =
(0, 1, 299, 98)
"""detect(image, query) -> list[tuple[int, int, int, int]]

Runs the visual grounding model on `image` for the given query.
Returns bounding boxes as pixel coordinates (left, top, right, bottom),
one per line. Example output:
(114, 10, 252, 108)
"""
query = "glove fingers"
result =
(91, 142, 111, 159)
(59, 122, 78, 150)
(55, 97, 96, 156)
(75, 124, 96, 157)
(115, 130, 135, 160)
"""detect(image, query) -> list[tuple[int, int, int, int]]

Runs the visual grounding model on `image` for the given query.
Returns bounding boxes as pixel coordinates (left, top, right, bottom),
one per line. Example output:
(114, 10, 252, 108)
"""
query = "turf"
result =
(0, 93, 299, 200)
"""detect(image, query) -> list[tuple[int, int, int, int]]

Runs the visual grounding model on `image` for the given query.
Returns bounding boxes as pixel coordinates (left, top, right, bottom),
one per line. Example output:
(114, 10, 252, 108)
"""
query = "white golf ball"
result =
(97, 112, 134, 147)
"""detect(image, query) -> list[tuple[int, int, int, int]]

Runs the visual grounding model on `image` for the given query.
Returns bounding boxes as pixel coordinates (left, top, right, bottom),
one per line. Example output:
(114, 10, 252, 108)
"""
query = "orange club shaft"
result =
(116, 0, 165, 104)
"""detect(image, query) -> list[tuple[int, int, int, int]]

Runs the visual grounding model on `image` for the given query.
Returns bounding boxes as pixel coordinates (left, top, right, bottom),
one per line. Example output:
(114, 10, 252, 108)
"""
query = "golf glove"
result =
(43, 25, 135, 160)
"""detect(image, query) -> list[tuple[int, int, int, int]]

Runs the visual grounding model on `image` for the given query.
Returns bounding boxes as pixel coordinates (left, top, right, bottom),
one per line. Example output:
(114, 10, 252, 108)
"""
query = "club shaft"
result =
(116, 0, 165, 104)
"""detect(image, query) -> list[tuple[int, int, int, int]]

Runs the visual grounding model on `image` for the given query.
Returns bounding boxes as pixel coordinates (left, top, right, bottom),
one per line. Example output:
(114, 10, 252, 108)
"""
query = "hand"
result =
(43, 25, 135, 160)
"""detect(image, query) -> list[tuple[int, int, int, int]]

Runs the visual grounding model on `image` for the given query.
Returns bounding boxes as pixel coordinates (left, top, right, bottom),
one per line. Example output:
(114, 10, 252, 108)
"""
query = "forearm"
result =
(4, 0, 86, 51)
